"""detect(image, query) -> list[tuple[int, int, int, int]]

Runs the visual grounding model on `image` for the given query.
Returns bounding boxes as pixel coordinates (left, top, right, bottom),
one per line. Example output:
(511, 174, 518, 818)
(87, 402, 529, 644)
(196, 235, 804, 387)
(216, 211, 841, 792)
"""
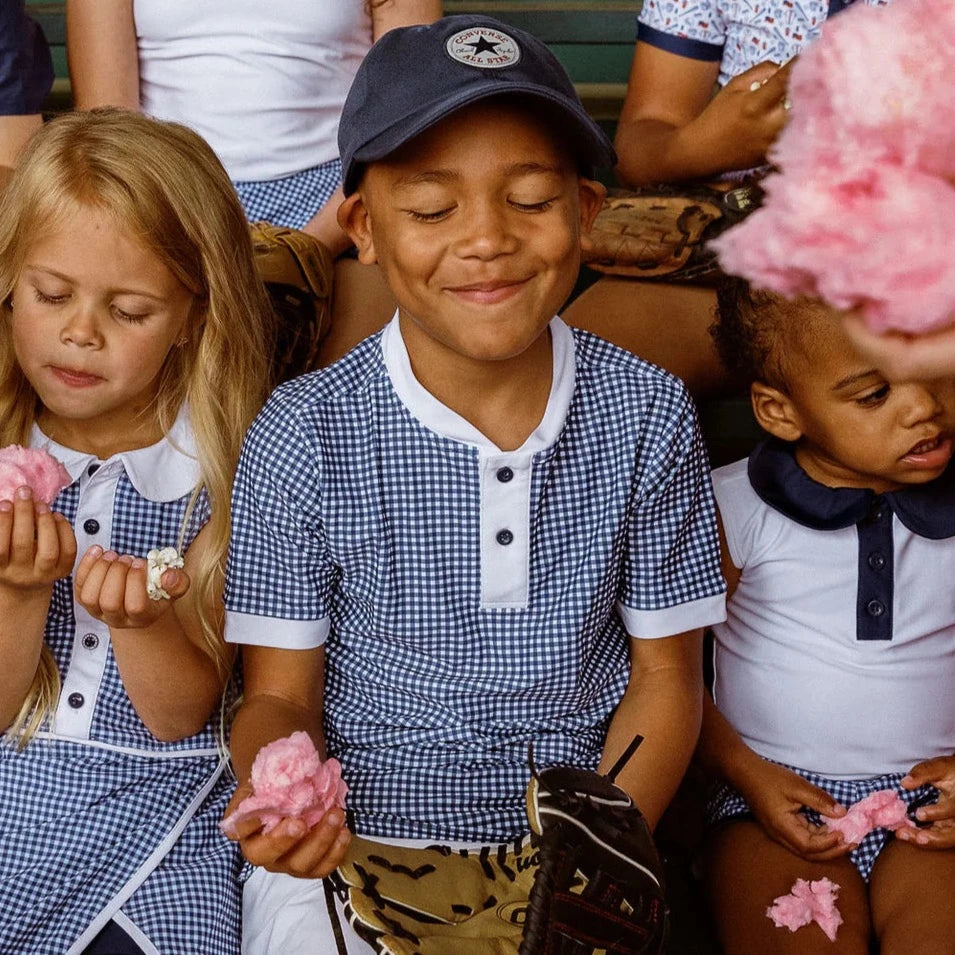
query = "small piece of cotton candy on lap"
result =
(823, 789, 915, 844)
(220, 731, 348, 837)
(767, 878, 843, 942)
(146, 547, 184, 600)
(0, 446, 71, 504)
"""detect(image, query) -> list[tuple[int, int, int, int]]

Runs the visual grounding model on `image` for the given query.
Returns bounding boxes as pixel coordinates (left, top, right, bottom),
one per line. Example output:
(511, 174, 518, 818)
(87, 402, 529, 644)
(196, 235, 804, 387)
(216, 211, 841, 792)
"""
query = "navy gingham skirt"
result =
(705, 764, 938, 881)
(234, 158, 342, 230)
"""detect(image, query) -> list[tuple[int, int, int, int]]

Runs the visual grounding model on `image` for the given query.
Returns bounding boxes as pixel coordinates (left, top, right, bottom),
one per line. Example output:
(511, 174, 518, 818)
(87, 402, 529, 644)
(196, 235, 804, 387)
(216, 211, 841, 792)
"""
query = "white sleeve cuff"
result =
(225, 610, 331, 649)
(617, 591, 726, 639)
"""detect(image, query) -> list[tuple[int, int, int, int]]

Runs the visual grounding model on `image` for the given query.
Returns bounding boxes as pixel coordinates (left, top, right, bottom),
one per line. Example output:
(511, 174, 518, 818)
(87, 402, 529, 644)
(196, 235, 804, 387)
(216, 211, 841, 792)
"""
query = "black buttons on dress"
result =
(868, 552, 886, 571)
(866, 599, 886, 617)
(87, 463, 100, 476)
(82, 633, 99, 650)
(496, 467, 514, 483)
(83, 519, 100, 535)
(68, 693, 85, 709)
(496, 529, 514, 546)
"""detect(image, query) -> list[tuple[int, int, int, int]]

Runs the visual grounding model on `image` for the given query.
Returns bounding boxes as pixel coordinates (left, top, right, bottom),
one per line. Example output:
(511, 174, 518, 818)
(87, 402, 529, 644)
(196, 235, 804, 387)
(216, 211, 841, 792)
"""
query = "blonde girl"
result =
(0, 108, 271, 955)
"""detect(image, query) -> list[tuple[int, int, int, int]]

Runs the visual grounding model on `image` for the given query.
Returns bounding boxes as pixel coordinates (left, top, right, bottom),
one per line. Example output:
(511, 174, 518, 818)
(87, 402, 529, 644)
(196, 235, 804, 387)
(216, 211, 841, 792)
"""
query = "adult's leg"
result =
(702, 820, 872, 954)
(561, 276, 735, 399)
(319, 258, 396, 366)
(869, 840, 955, 955)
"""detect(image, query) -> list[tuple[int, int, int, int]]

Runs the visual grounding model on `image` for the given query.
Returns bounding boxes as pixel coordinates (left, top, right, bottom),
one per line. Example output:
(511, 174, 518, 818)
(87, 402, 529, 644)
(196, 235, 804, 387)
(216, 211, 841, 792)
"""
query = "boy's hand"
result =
(74, 545, 190, 630)
(897, 758, 955, 849)
(0, 488, 76, 591)
(738, 759, 851, 861)
(223, 781, 351, 878)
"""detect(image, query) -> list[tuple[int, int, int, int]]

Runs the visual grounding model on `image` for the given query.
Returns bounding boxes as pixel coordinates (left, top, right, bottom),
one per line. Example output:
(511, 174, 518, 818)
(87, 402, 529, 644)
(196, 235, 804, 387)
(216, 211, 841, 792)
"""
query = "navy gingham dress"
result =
(0, 420, 244, 954)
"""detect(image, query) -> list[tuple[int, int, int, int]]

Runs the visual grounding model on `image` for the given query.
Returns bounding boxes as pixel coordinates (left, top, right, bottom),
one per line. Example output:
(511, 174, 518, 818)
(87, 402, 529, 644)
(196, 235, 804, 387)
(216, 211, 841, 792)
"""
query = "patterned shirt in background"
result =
(638, 0, 891, 86)
(225, 317, 726, 844)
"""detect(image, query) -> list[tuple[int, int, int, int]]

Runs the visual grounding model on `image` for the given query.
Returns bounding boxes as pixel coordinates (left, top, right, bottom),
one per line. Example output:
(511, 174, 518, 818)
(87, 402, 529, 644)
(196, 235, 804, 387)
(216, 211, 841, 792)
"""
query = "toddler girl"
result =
(699, 278, 955, 953)
(0, 109, 272, 954)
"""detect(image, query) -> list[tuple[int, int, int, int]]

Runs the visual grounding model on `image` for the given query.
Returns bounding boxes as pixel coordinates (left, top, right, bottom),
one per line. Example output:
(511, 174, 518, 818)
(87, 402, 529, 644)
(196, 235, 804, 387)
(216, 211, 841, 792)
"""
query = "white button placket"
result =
(479, 451, 533, 609)
(53, 463, 118, 738)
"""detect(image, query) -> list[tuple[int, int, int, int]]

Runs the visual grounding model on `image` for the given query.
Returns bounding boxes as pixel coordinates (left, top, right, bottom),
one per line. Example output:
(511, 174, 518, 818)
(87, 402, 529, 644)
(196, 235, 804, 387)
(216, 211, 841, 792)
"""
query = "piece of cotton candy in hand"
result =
(146, 547, 184, 600)
(220, 731, 348, 837)
(823, 789, 915, 845)
(767, 877, 843, 942)
(0, 445, 71, 504)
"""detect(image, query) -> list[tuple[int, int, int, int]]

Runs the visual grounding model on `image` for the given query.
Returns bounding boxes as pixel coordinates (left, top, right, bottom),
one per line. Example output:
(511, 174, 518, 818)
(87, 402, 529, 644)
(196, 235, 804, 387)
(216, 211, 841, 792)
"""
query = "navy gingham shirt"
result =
(225, 317, 726, 842)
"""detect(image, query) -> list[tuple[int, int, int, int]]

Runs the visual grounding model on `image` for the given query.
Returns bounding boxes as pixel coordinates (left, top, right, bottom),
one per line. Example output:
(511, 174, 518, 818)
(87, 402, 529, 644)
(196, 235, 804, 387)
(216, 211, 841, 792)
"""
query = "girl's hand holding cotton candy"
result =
(74, 545, 191, 631)
(0, 446, 71, 505)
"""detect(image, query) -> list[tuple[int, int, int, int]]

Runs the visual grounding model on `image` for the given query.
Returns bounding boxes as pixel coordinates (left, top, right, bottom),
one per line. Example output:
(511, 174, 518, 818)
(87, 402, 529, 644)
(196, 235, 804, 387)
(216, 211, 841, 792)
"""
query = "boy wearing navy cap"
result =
(224, 16, 726, 953)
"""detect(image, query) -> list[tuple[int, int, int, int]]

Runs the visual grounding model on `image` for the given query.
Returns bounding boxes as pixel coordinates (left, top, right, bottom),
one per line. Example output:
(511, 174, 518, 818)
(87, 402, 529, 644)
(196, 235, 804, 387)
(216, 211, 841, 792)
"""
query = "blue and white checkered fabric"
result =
(0, 471, 243, 953)
(225, 327, 725, 843)
(638, 0, 889, 87)
(234, 157, 343, 230)
(706, 765, 938, 881)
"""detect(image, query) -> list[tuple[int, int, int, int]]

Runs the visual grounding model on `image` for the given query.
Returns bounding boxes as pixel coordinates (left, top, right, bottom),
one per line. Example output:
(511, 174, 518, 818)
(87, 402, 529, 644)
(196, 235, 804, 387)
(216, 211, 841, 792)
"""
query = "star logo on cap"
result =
(446, 26, 521, 70)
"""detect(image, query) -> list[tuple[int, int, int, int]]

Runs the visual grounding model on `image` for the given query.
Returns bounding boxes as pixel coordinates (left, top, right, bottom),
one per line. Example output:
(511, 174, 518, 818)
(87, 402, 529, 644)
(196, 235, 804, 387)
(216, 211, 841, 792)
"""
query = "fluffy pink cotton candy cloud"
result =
(0, 446, 71, 504)
(767, 877, 843, 942)
(220, 731, 348, 837)
(713, 0, 955, 338)
(822, 789, 915, 846)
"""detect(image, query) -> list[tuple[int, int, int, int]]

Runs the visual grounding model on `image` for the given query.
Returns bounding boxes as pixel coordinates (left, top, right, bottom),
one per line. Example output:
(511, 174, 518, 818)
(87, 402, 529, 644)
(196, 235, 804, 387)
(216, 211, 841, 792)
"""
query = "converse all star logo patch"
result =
(446, 26, 521, 69)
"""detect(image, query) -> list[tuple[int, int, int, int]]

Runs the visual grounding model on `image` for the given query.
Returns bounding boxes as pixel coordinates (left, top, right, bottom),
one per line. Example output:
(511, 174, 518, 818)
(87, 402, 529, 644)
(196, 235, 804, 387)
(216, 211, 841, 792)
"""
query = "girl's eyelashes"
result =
(33, 288, 69, 306)
(856, 384, 891, 406)
(31, 286, 150, 324)
(112, 306, 150, 324)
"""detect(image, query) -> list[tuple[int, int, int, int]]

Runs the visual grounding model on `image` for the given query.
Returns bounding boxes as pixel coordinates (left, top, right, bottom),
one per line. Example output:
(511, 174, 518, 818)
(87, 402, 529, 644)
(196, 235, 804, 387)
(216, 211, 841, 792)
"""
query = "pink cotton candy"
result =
(823, 789, 915, 845)
(0, 445, 71, 504)
(220, 731, 348, 837)
(714, 0, 955, 336)
(767, 877, 843, 942)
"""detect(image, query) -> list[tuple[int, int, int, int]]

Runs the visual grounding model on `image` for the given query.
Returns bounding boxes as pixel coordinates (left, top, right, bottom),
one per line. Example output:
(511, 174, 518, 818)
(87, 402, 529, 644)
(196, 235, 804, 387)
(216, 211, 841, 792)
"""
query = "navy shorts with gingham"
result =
(706, 765, 939, 881)
(234, 157, 342, 230)
(226, 327, 726, 844)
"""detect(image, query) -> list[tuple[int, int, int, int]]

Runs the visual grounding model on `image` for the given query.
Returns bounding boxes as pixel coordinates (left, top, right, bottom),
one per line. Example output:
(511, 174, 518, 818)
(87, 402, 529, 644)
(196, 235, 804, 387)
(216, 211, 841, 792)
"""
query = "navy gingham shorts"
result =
(705, 764, 938, 882)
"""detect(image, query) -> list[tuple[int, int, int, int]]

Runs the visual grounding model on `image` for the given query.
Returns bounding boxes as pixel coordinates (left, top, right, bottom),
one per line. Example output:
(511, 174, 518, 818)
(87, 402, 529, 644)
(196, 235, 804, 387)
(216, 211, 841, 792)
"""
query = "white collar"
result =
(30, 407, 201, 502)
(381, 313, 576, 455)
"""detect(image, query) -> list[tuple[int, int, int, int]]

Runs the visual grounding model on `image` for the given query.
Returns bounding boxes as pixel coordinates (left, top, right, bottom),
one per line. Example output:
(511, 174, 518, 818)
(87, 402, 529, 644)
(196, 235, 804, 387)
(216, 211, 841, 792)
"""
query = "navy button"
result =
(866, 599, 885, 617)
(82, 633, 99, 650)
(83, 519, 100, 534)
(496, 529, 514, 546)
(68, 693, 85, 709)
(868, 553, 886, 571)
(872, 508, 886, 522)
(496, 467, 514, 483)
(87, 463, 100, 476)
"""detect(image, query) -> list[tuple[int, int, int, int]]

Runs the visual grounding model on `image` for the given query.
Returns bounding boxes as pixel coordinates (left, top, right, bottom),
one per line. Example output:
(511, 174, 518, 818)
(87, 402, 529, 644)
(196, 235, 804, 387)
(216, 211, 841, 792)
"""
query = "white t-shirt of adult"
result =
(134, 0, 372, 181)
(712, 455, 955, 780)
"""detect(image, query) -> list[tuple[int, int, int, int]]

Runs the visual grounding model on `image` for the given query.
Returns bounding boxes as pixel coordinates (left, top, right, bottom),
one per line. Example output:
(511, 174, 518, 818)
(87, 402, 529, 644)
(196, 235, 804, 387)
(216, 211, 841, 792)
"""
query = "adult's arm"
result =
(614, 42, 791, 186)
(66, 0, 140, 109)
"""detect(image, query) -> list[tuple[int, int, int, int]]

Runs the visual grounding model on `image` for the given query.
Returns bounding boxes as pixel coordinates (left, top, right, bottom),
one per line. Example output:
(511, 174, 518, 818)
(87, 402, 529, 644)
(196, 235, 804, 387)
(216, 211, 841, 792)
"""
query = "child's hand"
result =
(74, 545, 190, 630)
(739, 759, 851, 861)
(896, 758, 955, 849)
(223, 781, 351, 878)
(0, 487, 76, 591)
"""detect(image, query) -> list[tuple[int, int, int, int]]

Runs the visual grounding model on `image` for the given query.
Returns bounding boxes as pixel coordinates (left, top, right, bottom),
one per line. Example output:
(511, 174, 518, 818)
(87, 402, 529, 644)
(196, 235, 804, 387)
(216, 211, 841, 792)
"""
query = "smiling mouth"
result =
(908, 436, 943, 455)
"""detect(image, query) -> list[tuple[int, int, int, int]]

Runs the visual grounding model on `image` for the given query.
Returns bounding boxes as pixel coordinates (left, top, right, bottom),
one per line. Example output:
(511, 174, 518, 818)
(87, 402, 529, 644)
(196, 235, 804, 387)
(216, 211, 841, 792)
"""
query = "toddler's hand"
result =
(0, 487, 76, 591)
(896, 757, 955, 849)
(74, 545, 190, 630)
(223, 780, 351, 879)
(739, 759, 851, 861)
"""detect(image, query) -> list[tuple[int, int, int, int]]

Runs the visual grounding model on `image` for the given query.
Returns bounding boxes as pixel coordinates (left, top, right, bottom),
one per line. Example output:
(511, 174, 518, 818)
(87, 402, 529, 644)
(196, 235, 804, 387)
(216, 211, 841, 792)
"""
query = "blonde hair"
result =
(0, 108, 273, 743)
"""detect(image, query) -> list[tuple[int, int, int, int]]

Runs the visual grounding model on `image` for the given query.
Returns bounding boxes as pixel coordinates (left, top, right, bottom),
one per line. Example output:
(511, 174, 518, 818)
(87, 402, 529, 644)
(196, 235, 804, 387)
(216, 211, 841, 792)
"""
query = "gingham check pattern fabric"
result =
(706, 765, 938, 881)
(0, 473, 243, 953)
(226, 327, 725, 843)
(234, 157, 342, 230)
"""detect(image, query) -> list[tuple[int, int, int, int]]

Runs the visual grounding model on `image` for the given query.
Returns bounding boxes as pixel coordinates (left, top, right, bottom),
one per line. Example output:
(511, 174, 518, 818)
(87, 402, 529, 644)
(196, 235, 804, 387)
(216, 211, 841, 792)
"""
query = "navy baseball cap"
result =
(338, 15, 617, 194)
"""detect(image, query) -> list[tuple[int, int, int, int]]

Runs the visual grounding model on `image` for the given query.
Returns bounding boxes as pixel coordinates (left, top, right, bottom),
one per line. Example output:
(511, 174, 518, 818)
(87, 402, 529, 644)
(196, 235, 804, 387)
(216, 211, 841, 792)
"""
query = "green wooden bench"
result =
(27, 0, 638, 120)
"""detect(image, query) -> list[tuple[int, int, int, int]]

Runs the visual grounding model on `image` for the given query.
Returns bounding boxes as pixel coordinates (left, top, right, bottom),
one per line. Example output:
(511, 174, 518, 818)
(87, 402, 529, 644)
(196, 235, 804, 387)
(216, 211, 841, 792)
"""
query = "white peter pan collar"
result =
(30, 407, 201, 503)
(381, 312, 576, 454)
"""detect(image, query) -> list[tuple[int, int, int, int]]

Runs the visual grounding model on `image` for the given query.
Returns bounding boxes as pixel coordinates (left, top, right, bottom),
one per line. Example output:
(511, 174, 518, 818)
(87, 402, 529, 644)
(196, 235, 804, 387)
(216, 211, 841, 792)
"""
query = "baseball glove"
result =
(249, 221, 334, 385)
(519, 738, 668, 955)
(583, 180, 763, 285)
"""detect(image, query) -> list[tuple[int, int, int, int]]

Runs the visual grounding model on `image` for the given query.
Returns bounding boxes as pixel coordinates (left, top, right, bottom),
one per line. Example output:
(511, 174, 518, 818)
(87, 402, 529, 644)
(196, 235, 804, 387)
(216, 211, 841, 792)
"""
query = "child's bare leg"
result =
(870, 841, 955, 954)
(702, 820, 871, 954)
